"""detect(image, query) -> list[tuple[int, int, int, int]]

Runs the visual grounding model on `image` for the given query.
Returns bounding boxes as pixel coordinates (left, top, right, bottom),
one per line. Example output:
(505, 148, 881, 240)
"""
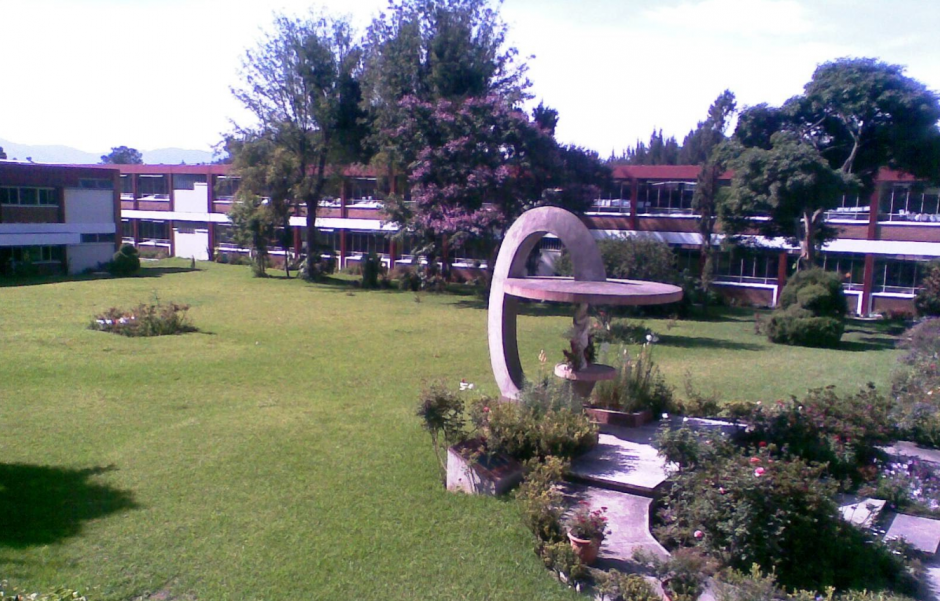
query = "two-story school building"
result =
(87, 162, 940, 316)
(0, 162, 120, 276)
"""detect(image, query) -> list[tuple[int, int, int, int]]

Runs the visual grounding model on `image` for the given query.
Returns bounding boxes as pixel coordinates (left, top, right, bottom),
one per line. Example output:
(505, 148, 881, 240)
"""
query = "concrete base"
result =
(569, 423, 671, 496)
(885, 513, 940, 555)
(446, 439, 523, 496)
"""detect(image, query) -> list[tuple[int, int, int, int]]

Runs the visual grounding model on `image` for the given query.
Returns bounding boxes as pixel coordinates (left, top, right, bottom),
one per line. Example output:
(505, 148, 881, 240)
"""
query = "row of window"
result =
(0, 186, 57, 206)
(2, 245, 64, 263)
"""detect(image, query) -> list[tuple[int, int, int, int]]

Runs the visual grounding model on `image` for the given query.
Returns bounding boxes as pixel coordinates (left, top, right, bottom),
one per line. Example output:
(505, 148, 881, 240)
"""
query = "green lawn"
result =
(0, 261, 902, 600)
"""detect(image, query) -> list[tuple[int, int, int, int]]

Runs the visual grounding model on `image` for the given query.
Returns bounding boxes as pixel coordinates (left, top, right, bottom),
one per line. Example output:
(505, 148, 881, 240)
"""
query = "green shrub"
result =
(108, 244, 140, 276)
(766, 307, 844, 348)
(778, 269, 848, 318)
(555, 237, 678, 283)
(475, 384, 597, 462)
(890, 319, 940, 446)
(914, 261, 940, 317)
(768, 269, 847, 348)
(515, 456, 568, 543)
(482, 401, 597, 462)
(538, 540, 587, 583)
(655, 431, 911, 592)
(596, 571, 660, 601)
(0, 580, 87, 600)
(360, 252, 383, 289)
(741, 385, 894, 480)
(636, 547, 715, 601)
(592, 345, 674, 415)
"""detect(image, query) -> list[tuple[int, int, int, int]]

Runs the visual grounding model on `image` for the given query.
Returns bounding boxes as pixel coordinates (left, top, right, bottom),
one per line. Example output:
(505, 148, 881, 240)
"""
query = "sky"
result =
(1, 0, 939, 158)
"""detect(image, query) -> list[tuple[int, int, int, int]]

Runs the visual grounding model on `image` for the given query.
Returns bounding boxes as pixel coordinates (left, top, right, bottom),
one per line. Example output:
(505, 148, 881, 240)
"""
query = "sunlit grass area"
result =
(0, 260, 901, 599)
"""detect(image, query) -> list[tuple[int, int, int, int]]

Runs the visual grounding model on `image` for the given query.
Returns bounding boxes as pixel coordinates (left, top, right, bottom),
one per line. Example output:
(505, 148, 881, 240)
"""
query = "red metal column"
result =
(206, 171, 214, 212)
(293, 226, 302, 256)
(861, 254, 875, 317)
(169, 220, 175, 258)
(339, 179, 348, 269)
(168, 174, 175, 212)
(389, 238, 397, 270)
(775, 251, 788, 306)
(866, 185, 879, 240)
(630, 178, 639, 231)
(132, 174, 139, 210)
(133, 219, 140, 248)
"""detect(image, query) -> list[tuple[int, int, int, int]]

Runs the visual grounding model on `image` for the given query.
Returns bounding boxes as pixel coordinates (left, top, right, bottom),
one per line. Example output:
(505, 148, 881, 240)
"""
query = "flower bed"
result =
(91, 300, 196, 337)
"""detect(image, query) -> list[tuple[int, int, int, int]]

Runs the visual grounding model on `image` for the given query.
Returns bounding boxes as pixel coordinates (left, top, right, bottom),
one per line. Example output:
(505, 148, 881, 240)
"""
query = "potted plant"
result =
(565, 503, 609, 565)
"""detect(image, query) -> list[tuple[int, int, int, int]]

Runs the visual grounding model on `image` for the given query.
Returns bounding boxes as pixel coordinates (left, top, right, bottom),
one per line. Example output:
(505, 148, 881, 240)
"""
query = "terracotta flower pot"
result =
(567, 531, 601, 565)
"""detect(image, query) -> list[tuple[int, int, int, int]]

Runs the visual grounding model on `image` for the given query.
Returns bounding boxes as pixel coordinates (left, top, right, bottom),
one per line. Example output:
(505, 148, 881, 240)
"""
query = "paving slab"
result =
(885, 513, 940, 555)
(920, 555, 940, 601)
(563, 483, 669, 572)
(838, 495, 886, 529)
(569, 423, 670, 496)
(884, 441, 940, 466)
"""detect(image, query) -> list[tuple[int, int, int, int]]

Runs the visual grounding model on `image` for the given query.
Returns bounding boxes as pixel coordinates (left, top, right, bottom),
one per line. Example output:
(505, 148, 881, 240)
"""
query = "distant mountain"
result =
(0, 138, 98, 164)
(0, 138, 214, 165)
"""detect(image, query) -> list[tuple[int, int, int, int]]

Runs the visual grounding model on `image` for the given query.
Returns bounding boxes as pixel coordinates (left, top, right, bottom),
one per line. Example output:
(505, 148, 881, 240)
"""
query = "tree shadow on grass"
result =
(0, 267, 198, 289)
(838, 336, 898, 352)
(0, 464, 137, 548)
(658, 334, 764, 351)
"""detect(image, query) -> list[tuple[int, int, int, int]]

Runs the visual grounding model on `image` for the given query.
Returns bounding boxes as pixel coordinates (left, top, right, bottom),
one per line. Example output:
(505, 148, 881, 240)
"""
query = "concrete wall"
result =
(67, 242, 113, 273)
(175, 183, 209, 213)
(173, 224, 209, 261)
(64, 189, 114, 225)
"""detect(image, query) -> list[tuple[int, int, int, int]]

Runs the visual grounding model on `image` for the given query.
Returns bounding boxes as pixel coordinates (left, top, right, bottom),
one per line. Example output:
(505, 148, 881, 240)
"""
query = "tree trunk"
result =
(800, 210, 821, 269)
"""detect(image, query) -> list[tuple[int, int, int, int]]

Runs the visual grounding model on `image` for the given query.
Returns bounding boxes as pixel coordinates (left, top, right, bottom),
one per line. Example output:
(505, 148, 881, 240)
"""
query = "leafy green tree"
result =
(227, 136, 298, 278)
(230, 12, 368, 280)
(685, 91, 736, 305)
(914, 260, 940, 317)
(727, 59, 940, 269)
(613, 129, 680, 165)
(100, 146, 143, 164)
(723, 132, 852, 266)
(228, 192, 276, 277)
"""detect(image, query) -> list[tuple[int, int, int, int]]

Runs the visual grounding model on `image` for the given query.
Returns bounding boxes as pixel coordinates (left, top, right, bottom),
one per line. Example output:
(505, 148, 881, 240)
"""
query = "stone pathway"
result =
(569, 422, 670, 496)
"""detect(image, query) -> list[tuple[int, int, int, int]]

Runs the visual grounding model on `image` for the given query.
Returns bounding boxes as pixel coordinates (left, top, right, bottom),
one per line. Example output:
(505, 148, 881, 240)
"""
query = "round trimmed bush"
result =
(108, 244, 140, 276)
(768, 269, 847, 347)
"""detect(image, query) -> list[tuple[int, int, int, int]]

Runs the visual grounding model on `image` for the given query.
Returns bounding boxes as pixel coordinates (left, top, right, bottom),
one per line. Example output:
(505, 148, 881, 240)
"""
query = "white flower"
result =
(662, 413, 669, 420)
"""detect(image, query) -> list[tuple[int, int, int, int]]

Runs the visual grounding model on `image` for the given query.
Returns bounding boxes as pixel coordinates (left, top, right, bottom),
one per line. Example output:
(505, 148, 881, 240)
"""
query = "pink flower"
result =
(719, 487, 726, 495)
(749, 457, 761, 464)
(754, 467, 766, 476)
(482, 406, 490, 413)
(758, 441, 768, 448)
(694, 530, 704, 539)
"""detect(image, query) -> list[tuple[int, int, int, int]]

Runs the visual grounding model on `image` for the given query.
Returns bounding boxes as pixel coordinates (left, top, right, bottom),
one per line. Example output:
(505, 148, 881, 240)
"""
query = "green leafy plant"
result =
(767, 269, 847, 348)
(914, 261, 940, 317)
(635, 547, 716, 601)
(478, 390, 597, 462)
(515, 456, 568, 543)
(596, 571, 660, 601)
(107, 244, 140, 276)
(592, 345, 674, 415)
(415, 384, 467, 480)
(538, 540, 588, 583)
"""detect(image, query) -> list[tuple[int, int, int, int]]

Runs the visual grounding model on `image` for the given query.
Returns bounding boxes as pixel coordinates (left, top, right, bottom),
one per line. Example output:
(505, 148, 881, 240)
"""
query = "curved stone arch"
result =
(487, 206, 606, 400)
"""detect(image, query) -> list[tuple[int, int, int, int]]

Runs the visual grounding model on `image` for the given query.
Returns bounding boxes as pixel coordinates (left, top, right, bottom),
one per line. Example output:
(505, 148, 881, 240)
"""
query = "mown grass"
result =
(0, 260, 902, 600)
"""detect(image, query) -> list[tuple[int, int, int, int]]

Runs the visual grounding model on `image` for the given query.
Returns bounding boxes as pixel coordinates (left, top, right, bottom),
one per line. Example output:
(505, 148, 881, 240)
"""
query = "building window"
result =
(173, 174, 207, 191)
(214, 176, 240, 200)
(121, 175, 133, 195)
(137, 175, 169, 199)
(0, 186, 58, 206)
(714, 249, 778, 285)
(818, 253, 866, 291)
(122, 220, 133, 238)
(873, 258, 929, 295)
(81, 233, 116, 243)
(879, 183, 940, 222)
(79, 178, 114, 190)
(637, 181, 697, 215)
(138, 220, 170, 242)
(824, 193, 868, 221)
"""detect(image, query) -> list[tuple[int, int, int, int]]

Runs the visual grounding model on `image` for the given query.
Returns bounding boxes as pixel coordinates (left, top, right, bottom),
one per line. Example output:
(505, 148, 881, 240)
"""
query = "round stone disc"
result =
(503, 277, 683, 305)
